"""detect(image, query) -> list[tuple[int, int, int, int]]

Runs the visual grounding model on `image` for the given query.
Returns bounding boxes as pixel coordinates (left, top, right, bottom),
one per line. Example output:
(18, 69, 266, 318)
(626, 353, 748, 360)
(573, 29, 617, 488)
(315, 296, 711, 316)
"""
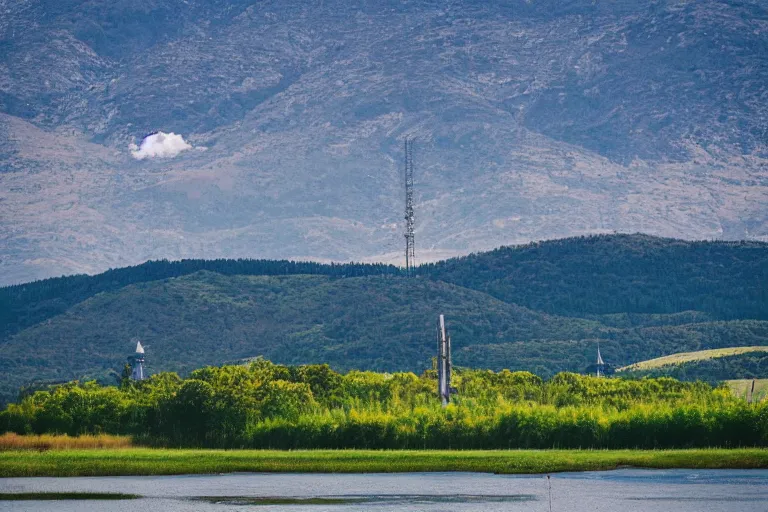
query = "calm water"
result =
(1, 469, 767, 511)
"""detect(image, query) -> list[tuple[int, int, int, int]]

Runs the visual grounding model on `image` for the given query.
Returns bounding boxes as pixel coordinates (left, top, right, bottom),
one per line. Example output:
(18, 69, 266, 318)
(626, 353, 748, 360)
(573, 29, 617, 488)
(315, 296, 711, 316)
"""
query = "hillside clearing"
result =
(617, 347, 768, 372)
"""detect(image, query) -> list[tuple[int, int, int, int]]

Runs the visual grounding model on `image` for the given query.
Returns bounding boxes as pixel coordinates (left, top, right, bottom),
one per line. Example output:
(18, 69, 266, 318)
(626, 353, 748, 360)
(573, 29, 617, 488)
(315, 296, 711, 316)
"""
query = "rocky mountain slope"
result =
(1, 0, 767, 284)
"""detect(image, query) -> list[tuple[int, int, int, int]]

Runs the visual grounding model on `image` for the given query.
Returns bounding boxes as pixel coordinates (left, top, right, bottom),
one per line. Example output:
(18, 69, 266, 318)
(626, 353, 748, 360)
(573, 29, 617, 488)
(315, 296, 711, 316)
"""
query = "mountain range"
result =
(2, 0, 768, 285)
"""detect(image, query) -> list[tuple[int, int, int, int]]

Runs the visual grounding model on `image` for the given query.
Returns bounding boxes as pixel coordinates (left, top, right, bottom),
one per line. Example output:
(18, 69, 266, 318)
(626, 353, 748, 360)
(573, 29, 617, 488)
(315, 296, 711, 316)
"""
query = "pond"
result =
(1, 469, 767, 511)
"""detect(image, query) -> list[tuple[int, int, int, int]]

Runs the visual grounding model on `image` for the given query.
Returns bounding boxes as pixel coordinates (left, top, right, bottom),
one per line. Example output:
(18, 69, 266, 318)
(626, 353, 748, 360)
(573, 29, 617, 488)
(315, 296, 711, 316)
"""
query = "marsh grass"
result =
(0, 492, 139, 500)
(0, 448, 766, 477)
(197, 497, 362, 505)
(0, 433, 132, 451)
(196, 495, 536, 505)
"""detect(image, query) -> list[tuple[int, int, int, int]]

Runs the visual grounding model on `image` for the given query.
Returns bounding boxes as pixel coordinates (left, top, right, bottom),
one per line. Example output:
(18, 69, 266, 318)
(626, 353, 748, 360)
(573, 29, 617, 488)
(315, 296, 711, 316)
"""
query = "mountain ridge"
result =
(2, 0, 768, 284)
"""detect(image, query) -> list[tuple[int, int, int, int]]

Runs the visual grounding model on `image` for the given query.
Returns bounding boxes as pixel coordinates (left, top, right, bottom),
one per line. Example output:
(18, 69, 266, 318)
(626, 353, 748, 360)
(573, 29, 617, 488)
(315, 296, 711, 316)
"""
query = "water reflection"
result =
(1, 469, 766, 511)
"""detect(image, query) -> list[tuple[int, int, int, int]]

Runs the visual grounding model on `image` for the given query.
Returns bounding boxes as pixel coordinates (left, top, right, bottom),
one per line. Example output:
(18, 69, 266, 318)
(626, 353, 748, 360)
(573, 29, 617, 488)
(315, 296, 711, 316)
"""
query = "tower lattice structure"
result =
(404, 137, 415, 275)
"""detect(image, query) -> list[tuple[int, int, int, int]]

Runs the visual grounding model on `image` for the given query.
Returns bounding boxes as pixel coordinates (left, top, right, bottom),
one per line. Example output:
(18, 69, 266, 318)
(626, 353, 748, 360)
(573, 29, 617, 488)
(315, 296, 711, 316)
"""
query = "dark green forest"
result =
(0, 259, 400, 341)
(2, 361, 766, 449)
(4, 234, 766, 337)
(1, 234, 767, 405)
(421, 234, 768, 319)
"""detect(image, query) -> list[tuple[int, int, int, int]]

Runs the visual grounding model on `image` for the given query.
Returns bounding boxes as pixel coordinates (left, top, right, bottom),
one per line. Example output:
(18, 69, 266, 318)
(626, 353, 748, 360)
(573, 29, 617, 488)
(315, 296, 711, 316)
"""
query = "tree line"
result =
(421, 234, 768, 320)
(0, 259, 400, 341)
(3, 234, 767, 344)
(2, 360, 766, 449)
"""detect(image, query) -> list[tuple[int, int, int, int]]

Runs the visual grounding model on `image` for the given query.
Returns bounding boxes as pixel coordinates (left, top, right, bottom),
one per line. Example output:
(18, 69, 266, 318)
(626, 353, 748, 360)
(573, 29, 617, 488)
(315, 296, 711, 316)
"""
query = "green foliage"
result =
(0, 259, 401, 342)
(2, 361, 765, 450)
(2, 234, 767, 405)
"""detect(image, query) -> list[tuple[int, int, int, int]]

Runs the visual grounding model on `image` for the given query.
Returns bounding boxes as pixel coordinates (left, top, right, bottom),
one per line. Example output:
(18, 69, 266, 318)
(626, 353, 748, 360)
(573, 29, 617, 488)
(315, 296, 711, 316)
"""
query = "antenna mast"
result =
(404, 137, 415, 275)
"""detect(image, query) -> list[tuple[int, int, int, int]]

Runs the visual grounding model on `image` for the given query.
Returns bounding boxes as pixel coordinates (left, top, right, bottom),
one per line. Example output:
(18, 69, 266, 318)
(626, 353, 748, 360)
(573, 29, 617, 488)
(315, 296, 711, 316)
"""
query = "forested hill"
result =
(0, 259, 399, 342)
(1, 234, 767, 405)
(3, 234, 766, 337)
(422, 234, 768, 320)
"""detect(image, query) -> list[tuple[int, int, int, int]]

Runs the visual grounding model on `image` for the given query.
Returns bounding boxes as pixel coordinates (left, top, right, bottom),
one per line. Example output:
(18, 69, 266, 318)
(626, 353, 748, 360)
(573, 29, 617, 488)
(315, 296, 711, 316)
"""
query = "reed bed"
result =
(0, 433, 132, 451)
(0, 492, 139, 500)
(0, 448, 767, 477)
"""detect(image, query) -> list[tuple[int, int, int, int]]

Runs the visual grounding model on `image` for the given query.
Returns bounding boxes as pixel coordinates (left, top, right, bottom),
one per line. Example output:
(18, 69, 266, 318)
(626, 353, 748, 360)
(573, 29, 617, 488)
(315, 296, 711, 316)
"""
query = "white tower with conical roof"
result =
(131, 341, 146, 381)
(596, 342, 605, 378)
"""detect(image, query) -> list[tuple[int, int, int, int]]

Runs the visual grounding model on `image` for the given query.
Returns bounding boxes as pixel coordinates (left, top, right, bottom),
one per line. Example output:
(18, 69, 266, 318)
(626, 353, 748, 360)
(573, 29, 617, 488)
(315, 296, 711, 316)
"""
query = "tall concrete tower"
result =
(131, 341, 146, 381)
(437, 314, 456, 406)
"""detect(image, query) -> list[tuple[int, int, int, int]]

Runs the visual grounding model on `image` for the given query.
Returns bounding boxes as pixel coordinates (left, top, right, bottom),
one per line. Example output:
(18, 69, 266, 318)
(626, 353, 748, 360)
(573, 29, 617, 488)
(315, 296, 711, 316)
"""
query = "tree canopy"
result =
(3, 361, 766, 450)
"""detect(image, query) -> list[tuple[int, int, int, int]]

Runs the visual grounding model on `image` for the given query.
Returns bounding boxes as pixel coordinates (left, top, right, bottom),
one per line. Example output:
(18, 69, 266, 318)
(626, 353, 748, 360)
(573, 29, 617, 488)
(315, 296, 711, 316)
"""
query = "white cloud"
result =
(129, 132, 193, 160)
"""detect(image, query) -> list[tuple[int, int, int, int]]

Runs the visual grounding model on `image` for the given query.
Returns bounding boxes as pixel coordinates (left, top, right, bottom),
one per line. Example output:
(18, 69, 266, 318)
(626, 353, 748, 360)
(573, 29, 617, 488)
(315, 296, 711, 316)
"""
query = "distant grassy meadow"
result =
(2, 448, 768, 477)
(618, 347, 768, 372)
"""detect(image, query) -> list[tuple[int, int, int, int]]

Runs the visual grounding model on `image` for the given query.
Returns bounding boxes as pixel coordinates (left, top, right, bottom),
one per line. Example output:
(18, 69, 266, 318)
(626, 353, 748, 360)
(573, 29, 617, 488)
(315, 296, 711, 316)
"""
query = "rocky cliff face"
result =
(2, 0, 767, 284)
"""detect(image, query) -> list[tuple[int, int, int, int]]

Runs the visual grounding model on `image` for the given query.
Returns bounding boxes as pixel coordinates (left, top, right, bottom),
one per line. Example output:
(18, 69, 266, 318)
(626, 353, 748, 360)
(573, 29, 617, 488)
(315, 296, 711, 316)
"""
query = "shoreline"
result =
(1, 448, 767, 478)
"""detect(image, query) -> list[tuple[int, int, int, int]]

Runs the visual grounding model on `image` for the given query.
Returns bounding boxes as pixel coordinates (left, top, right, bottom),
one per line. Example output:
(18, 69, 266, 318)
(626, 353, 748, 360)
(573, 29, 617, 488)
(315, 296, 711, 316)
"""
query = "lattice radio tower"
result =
(404, 137, 415, 275)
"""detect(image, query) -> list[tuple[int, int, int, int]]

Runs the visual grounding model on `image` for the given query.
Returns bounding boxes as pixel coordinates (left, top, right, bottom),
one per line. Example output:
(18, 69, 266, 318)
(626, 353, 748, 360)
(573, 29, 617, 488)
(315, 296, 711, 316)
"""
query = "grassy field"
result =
(1, 448, 767, 477)
(727, 379, 768, 403)
(617, 346, 768, 372)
